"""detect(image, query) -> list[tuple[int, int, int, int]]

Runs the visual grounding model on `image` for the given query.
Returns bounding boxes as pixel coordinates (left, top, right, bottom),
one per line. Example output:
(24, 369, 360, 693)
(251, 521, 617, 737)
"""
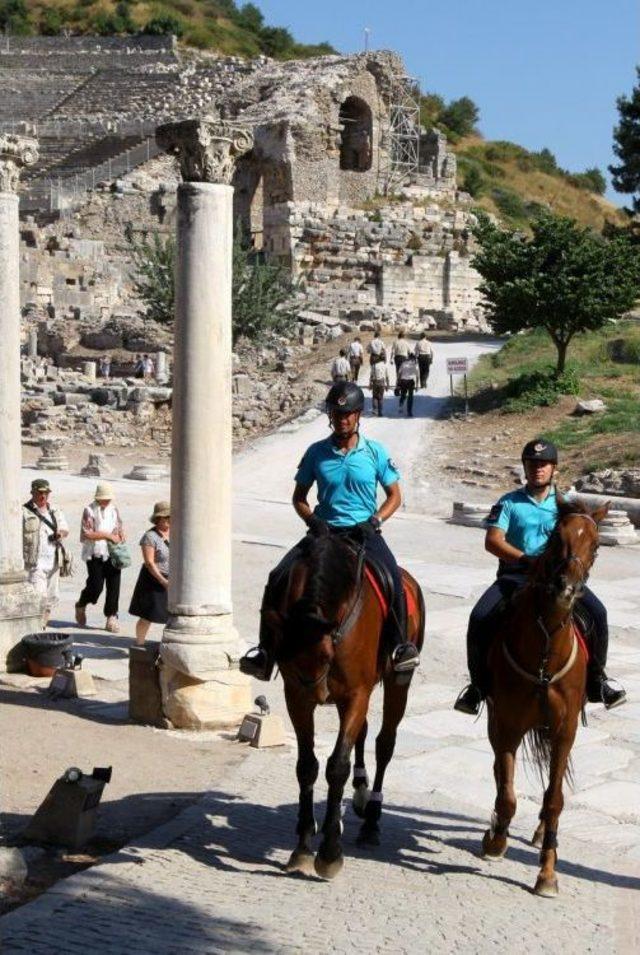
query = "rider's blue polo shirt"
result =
(295, 435, 400, 527)
(486, 487, 558, 556)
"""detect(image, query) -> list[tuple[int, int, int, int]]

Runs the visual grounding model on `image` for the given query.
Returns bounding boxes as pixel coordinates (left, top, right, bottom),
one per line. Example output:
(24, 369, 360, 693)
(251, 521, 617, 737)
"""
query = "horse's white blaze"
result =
(577, 527, 584, 537)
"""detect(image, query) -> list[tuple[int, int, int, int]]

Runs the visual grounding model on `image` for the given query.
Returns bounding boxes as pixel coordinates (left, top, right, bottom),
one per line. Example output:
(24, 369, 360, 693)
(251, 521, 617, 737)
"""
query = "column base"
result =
(0, 573, 47, 672)
(160, 611, 251, 730)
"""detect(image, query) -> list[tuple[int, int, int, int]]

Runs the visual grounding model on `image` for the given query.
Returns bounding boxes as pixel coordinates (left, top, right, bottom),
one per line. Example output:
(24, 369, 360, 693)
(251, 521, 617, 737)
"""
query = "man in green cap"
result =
(22, 478, 69, 626)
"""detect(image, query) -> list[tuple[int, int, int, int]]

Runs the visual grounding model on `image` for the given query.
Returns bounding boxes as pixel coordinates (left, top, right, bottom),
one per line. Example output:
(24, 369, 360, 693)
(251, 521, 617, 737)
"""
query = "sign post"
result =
(446, 357, 470, 418)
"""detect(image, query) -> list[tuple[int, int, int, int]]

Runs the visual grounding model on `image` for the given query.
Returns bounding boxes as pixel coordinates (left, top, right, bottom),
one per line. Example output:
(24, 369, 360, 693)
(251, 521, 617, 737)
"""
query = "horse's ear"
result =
(591, 502, 610, 524)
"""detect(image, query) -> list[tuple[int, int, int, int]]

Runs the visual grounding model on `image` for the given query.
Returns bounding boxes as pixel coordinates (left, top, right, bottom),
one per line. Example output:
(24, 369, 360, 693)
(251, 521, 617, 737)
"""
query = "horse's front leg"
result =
(284, 687, 318, 875)
(315, 693, 369, 880)
(482, 714, 521, 859)
(534, 725, 576, 897)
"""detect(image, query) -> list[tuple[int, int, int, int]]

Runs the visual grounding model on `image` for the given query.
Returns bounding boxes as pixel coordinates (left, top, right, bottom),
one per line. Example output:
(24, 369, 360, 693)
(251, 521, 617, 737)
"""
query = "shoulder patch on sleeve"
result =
(487, 503, 503, 523)
(388, 458, 398, 472)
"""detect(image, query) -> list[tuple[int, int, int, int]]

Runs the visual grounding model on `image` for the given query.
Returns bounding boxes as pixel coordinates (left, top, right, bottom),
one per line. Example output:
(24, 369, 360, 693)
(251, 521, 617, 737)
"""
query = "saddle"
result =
(363, 557, 418, 620)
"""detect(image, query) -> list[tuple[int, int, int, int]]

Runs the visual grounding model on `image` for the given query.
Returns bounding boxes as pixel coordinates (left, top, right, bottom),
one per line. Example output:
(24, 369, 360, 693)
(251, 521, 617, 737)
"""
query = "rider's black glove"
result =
(357, 516, 382, 539)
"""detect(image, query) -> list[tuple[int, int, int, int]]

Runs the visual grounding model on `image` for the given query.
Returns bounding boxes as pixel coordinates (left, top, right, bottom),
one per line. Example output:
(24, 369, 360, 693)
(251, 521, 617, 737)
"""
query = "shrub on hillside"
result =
(502, 367, 581, 413)
(462, 165, 485, 198)
(143, 14, 186, 38)
(491, 187, 528, 221)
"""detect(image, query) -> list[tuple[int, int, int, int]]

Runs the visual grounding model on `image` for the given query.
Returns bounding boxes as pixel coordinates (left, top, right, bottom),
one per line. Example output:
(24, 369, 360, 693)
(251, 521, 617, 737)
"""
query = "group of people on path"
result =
(22, 480, 171, 646)
(241, 381, 626, 714)
(331, 329, 434, 418)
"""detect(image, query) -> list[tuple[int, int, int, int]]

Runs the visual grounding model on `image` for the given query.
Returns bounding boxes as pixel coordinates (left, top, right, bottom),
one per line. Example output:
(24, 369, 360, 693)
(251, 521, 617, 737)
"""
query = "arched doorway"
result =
(339, 97, 373, 172)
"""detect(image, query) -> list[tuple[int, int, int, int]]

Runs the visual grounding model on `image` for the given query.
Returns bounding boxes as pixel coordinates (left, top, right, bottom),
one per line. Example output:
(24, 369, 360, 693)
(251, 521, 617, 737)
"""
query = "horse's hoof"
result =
(531, 824, 545, 848)
(314, 853, 344, 880)
(356, 826, 380, 848)
(534, 875, 559, 898)
(352, 786, 371, 819)
(481, 829, 507, 859)
(285, 850, 315, 876)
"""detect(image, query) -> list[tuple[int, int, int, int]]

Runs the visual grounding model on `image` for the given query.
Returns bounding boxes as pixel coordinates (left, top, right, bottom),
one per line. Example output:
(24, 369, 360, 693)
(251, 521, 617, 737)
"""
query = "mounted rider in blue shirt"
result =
(240, 381, 420, 681)
(454, 438, 627, 715)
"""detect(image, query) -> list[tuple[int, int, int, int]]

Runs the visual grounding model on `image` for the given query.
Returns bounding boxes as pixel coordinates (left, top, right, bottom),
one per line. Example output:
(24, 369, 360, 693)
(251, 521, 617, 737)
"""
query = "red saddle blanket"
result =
(573, 620, 589, 663)
(364, 565, 418, 618)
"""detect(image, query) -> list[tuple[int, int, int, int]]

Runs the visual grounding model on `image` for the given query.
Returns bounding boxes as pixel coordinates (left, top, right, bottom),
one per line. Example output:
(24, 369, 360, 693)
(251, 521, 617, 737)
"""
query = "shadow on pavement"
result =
(0, 688, 129, 727)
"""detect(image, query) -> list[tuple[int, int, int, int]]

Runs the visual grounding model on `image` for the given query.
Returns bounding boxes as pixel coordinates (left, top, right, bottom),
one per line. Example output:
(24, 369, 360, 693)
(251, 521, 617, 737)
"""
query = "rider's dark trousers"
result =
(466, 569, 609, 688)
(259, 529, 406, 651)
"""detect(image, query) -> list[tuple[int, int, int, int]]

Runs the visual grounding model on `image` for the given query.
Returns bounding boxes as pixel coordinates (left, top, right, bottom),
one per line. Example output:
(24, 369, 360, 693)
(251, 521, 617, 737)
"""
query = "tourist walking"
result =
(129, 501, 170, 646)
(390, 329, 411, 379)
(397, 354, 419, 417)
(331, 348, 351, 383)
(75, 482, 126, 633)
(369, 358, 389, 417)
(348, 336, 364, 381)
(142, 354, 155, 382)
(367, 329, 386, 365)
(22, 478, 69, 627)
(414, 333, 433, 389)
(133, 354, 144, 378)
(98, 355, 112, 380)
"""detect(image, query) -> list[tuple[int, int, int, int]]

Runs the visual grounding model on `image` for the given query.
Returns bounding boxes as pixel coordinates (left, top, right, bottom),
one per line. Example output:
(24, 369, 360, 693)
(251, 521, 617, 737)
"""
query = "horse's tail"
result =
(522, 725, 574, 788)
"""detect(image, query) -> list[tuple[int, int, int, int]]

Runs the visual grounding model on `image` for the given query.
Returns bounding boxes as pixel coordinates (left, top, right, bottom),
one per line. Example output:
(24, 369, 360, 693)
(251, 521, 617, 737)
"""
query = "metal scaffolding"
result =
(384, 74, 421, 193)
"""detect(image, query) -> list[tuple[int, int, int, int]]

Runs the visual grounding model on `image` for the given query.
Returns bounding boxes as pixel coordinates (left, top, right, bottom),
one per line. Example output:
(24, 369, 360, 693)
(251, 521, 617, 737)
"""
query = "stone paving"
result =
(2, 339, 640, 951)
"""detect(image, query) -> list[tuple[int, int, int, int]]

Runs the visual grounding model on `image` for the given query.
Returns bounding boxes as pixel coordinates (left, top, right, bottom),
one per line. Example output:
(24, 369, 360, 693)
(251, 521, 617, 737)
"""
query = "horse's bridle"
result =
(503, 513, 598, 688)
(292, 543, 366, 689)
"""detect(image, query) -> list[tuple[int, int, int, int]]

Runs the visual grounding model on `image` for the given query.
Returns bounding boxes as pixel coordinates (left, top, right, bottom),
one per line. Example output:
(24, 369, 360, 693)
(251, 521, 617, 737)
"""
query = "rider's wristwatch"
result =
(370, 516, 382, 533)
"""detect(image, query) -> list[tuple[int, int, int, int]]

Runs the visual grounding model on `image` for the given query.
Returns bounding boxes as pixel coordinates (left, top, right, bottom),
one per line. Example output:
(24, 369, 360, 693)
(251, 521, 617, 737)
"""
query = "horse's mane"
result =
(555, 496, 590, 521)
(283, 532, 359, 648)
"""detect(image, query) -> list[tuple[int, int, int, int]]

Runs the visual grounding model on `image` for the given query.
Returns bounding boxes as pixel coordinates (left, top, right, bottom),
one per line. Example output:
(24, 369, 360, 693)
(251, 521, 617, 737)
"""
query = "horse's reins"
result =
(502, 513, 597, 688)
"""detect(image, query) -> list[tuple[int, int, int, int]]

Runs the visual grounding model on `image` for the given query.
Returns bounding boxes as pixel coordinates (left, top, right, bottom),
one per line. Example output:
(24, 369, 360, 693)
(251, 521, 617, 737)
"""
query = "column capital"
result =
(0, 134, 38, 193)
(156, 119, 253, 184)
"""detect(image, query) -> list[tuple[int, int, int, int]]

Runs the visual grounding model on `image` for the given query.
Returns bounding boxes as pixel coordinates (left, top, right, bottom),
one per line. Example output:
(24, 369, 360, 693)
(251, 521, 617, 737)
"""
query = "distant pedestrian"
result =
(22, 478, 69, 627)
(75, 482, 126, 634)
(129, 501, 170, 646)
(142, 354, 155, 382)
(369, 359, 389, 417)
(348, 336, 364, 381)
(99, 355, 111, 380)
(331, 348, 351, 383)
(414, 333, 433, 389)
(367, 329, 387, 365)
(397, 355, 419, 417)
(133, 354, 144, 378)
(391, 329, 411, 379)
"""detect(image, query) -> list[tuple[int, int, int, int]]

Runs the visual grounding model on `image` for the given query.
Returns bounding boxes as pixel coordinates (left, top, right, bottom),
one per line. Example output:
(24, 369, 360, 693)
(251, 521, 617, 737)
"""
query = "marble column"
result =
(0, 134, 45, 670)
(155, 350, 168, 384)
(156, 119, 253, 729)
(28, 326, 38, 358)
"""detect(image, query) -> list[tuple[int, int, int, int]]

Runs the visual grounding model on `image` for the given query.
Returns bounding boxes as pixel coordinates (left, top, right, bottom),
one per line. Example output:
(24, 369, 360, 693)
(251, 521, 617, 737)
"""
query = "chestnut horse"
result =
(264, 529, 425, 880)
(481, 499, 609, 896)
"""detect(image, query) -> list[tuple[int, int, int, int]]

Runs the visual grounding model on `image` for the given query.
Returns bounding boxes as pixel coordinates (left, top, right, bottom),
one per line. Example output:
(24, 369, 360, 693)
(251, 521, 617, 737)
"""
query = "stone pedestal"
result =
(28, 326, 38, 358)
(449, 501, 489, 528)
(123, 463, 169, 481)
(35, 437, 69, 471)
(83, 360, 97, 381)
(80, 453, 111, 477)
(157, 119, 253, 729)
(156, 351, 168, 384)
(597, 510, 640, 547)
(0, 134, 44, 670)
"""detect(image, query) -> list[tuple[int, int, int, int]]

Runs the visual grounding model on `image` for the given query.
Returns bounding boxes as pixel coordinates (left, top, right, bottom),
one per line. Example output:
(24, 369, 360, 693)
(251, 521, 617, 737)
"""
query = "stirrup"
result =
(453, 684, 483, 715)
(391, 643, 419, 673)
(239, 647, 274, 681)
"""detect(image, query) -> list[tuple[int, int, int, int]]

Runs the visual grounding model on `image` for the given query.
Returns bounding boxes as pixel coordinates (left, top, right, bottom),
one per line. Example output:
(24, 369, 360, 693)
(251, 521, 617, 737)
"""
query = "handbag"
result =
(58, 542, 75, 578)
(108, 541, 132, 570)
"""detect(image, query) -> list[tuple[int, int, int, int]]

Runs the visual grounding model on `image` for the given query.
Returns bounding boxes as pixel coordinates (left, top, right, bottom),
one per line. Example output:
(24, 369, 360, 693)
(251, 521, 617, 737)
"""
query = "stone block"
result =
(23, 768, 111, 850)
(48, 667, 97, 698)
(238, 712, 286, 748)
(159, 664, 252, 730)
(129, 643, 164, 726)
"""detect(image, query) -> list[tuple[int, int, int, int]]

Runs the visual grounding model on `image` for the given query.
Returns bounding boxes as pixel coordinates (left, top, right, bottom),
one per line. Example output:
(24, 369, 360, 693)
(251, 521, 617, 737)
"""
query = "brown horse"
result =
(481, 499, 609, 896)
(263, 529, 425, 879)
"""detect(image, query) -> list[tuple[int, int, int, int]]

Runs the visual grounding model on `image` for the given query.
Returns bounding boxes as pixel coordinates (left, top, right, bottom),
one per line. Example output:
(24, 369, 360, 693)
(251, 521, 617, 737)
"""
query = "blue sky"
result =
(257, 0, 639, 204)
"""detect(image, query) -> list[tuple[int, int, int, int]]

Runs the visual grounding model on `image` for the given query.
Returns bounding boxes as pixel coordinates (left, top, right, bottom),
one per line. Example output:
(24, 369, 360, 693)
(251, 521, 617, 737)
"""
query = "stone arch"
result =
(339, 96, 373, 172)
(232, 152, 265, 250)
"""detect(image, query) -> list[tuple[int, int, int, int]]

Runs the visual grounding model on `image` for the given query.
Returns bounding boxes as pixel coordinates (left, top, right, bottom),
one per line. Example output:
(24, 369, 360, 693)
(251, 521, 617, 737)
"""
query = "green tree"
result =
(235, 3, 264, 33)
(568, 167, 607, 195)
(610, 67, 640, 210)
(259, 25, 295, 57)
(0, 0, 31, 33)
(143, 13, 185, 38)
(125, 225, 176, 325)
(440, 96, 479, 137)
(462, 165, 485, 198)
(472, 212, 640, 373)
(125, 224, 297, 343)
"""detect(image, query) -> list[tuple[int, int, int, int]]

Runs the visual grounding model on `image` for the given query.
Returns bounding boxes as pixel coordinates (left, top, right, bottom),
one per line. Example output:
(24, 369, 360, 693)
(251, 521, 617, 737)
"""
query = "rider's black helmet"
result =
(326, 381, 365, 414)
(521, 438, 558, 464)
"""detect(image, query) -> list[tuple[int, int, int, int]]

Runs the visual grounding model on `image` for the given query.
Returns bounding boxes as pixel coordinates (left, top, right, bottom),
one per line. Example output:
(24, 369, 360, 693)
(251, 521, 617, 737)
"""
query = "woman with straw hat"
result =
(76, 482, 126, 633)
(129, 501, 171, 645)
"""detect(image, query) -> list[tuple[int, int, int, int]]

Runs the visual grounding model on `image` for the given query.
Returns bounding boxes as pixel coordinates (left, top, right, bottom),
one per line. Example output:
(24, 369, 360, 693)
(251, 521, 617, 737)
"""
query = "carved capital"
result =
(156, 119, 253, 184)
(0, 134, 38, 193)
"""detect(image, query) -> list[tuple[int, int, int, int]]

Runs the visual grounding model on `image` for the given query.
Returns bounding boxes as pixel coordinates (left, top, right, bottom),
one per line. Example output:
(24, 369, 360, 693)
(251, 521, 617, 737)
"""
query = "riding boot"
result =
(453, 626, 490, 715)
(239, 586, 276, 681)
(388, 588, 419, 673)
(585, 629, 626, 708)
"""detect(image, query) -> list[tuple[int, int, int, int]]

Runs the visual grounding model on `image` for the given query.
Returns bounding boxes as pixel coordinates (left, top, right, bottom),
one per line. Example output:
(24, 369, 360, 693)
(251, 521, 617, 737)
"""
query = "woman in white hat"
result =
(129, 501, 171, 645)
(75, 482, 126, 633)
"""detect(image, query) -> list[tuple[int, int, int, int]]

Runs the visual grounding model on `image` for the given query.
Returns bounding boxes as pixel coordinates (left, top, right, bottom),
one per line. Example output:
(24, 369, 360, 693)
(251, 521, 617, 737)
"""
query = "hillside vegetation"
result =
(467, 324, 640, 473)
(0, 0, 336, 58)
